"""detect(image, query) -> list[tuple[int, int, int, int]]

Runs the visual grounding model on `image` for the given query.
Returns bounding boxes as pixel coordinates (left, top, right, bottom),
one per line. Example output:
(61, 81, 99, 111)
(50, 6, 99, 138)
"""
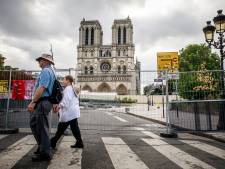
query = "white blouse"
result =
(59, 85, 80, 122)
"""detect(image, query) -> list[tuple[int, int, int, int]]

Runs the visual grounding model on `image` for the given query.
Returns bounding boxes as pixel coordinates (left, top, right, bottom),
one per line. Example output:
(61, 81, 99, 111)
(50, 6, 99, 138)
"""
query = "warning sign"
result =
(157, 52, 179, 73)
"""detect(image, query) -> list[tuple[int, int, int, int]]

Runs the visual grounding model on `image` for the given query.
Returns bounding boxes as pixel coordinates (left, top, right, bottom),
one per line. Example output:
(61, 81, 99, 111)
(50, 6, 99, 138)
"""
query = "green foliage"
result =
(144, 82, 176, 95)
(178, 44, 220, 100)
(116, 97, 137, 103)
(143, 84, 154, 95)
(179, 44, 220, 72)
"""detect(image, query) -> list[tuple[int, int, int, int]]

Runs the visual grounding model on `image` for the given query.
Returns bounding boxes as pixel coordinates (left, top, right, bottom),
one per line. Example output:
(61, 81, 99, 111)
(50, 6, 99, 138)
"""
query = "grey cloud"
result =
(134, 10, 201, 50)
(0, 0, 225, 70)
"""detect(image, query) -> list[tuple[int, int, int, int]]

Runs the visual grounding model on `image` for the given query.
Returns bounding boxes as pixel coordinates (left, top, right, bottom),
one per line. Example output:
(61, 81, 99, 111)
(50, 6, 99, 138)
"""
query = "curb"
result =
(0, 128, 19, 134)
(126, 112, 225, 143)
(190, 132, 225, 144)
(127, 112, 167, 126)
(126, 112, 188, 130)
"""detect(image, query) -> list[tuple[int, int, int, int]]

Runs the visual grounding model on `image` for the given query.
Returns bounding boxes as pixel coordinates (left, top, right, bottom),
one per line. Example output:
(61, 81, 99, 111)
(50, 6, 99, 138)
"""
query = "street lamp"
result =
(203, 9, 225, 130)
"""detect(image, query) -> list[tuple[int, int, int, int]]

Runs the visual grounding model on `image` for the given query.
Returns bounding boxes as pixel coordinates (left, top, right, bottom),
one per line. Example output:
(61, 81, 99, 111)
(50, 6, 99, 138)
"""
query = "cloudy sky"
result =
(0, 0, 224, 70)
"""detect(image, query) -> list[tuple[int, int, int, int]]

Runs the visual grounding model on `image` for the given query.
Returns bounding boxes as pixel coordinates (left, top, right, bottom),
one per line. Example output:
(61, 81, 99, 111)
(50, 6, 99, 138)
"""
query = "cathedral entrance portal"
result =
(97, 83, 111, 92)
(116, 84, 128, 95)
(82, 85, 92, 92)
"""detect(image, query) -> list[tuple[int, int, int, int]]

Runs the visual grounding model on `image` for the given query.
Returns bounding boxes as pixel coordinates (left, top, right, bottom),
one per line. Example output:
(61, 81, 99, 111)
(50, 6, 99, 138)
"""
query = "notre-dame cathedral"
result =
(76, 17, 140, 95)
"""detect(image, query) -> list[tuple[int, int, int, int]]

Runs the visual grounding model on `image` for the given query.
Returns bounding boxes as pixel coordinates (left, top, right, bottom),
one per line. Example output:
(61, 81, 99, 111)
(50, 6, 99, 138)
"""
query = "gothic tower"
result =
(76, 17, 140, 95)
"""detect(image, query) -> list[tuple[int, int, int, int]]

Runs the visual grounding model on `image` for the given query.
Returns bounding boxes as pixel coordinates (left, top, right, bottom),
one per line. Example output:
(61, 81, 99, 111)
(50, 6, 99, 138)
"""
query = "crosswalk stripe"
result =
(102, 137, 149, 169)
(134, 127, 161, 139)
(106, 112, 113, 116)
(0, 135, 7, 140)
(142, 138, 215, 169)
(180, 140, 225, 160)
(0, 135, 35, 169)
(48, 136, 82, 169)
(133, 127, 145, 131)
(113, 116, 128, 122)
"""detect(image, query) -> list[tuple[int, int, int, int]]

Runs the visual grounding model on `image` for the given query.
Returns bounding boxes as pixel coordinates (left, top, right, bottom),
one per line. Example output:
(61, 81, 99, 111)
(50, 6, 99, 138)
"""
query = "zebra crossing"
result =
(0, 129, 225, 169)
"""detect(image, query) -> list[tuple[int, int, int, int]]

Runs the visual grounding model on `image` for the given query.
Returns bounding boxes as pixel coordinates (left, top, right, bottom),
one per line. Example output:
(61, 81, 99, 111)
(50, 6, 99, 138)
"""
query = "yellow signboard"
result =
(157, 52, 179, 72)
(0, 80, 8, 94)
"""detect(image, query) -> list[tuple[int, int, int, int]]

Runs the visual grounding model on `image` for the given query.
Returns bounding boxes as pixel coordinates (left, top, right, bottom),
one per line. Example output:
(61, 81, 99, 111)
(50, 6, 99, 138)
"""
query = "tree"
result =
(178, 44, 220, 99)
(0, 54, 5, 70)
(143, 84, 154, 95)
(179, 44, 220, 72)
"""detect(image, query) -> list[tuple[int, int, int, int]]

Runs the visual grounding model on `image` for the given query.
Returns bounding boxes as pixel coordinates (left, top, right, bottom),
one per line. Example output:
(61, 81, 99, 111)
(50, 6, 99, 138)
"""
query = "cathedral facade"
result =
(76, 17, 140, 95)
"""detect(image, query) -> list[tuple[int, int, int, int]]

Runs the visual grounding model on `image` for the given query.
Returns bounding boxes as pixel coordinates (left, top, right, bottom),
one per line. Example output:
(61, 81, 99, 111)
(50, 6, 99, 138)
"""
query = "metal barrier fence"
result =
(0, 69, 224, 132)
(168, 70, 225, 131)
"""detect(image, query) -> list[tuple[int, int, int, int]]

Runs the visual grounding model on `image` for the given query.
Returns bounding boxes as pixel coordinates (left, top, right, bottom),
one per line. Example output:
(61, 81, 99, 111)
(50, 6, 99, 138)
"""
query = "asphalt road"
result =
(0, 108, 225, 169)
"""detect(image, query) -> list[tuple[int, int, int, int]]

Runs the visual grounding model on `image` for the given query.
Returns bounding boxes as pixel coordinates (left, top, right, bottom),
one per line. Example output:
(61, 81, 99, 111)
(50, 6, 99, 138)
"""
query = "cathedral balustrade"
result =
(77, 73, 132, 82)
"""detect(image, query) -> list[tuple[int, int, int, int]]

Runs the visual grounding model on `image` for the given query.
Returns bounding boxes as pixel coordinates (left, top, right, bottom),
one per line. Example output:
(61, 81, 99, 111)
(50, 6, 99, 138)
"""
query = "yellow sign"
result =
(0, 80, 8, 93)
(157, 52, 179, 72)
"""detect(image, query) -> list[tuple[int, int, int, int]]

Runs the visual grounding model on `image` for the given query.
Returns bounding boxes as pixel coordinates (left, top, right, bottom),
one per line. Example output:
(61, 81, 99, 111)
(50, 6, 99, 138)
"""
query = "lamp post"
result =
(203, 9, 225, 130)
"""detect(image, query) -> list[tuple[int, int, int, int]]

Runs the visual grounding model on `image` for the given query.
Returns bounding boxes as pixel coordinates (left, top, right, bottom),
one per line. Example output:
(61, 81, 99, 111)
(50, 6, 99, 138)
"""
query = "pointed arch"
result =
(118, 27, 121, 44)
(82, 85, 92, 92)
(90, 66, 94, 74)
(97, 83, 111, 92)
(118, 66, 121, 74)
(123, 65, 126, 74)
(116, 84, 128, 95)
(84, 66, 88, 74)
(85, 28, 89, 45)
(91, 27, 94, 45)
(123, 27, 126, 44)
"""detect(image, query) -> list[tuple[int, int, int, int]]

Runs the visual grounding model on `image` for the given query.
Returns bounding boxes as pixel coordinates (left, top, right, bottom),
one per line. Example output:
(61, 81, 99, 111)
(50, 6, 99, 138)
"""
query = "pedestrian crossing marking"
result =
(133, 127, 145, 131)
(142, 138, 215, 169)
(102, 137, 149, 169)
(106, 112, 113, 116)
(0, 135, 7, 140)
(0, 135, 35, 169)
(180, 140, 225, 160)
(48, 136, 82, 169)
(134, 127, 161, 139)
(113, 116, 128, 122)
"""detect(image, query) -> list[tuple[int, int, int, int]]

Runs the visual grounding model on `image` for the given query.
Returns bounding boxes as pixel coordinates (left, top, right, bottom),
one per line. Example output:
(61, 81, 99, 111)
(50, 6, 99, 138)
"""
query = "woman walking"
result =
(51, 75, 84, 149)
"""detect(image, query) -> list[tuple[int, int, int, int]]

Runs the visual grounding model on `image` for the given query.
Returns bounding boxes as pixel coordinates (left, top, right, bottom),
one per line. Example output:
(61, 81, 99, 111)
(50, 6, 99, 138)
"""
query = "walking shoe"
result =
(33, 147, 40, 155)
(32, 153, 52, 162)
(50, 139, 56, 150)
(71, 142, 84, 148)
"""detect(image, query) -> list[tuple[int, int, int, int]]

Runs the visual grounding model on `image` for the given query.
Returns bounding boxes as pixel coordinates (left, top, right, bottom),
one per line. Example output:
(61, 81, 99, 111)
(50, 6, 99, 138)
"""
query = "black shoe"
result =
(32, 153, 52, 162)
(71, 142, 84, 148)
(50, 139, 56, 150)
(34, 147, 40, 155)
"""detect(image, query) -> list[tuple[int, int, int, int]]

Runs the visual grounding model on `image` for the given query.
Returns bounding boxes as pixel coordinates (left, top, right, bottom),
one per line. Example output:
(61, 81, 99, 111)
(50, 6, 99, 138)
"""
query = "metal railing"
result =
(0, 69, 224, 132)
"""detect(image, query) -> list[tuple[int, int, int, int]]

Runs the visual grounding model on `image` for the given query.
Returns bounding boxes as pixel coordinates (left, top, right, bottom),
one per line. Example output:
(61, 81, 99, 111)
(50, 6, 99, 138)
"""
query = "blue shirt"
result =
(34, 65, 55, 97)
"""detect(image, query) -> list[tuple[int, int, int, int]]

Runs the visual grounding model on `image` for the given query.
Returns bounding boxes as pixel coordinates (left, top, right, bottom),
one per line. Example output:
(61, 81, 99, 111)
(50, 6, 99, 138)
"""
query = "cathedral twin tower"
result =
(76, 17, 140, 95)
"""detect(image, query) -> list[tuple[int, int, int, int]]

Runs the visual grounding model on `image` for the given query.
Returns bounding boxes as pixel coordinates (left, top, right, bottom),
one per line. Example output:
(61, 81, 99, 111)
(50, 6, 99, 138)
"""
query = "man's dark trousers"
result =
(30, 100, 52, 155)
(51, 118, 82, 144)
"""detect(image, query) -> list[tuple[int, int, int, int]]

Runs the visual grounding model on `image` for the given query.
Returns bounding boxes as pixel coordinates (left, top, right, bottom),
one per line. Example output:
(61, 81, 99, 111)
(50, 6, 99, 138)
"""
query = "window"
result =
(118, 66, 121, 74)
(118, 27, 121, 44)
(123, 27, 126, 44)
(91, 28, 94, 45)
(91, 51, 94, 57)
(100, 62, 111, 72)
(123, 50, 126, 56)
(117, 50, 120, 56)
(84, 66, 88, 74)
(90, 66, 93, 74)
(123, 65, 126, 74)
(85, 28, 89, 45)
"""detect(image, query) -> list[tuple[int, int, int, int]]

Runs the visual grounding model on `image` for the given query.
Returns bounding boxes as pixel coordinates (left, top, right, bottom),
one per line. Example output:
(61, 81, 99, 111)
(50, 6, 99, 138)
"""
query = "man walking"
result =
(28, 54, 55, 162)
